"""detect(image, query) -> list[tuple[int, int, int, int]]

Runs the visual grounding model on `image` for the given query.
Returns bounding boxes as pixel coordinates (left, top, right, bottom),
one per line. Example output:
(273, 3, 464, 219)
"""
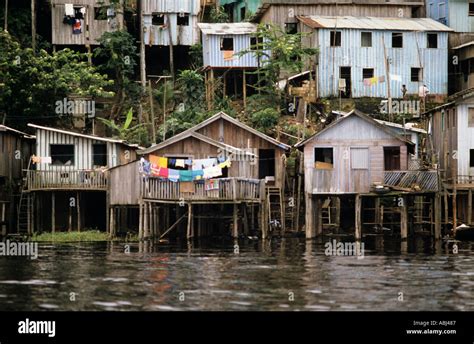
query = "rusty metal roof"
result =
(297, 16, 453, 32)
(198, 23, 258, 35)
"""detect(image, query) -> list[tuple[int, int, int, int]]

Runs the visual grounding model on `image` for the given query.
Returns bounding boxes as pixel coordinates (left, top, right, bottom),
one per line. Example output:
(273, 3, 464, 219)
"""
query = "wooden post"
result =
(434, 194, 442, 240)
(400, 196, 408, 240)
(1, 203, 6, 236)
(260, 201, 267, 239)
(316, 197, 323, 236)
(232, 203, 238, 238)
(374, 197, 381, 227)
(68, 199, 72, 232)
(242, 204, 249, 236)
(243, 70, 247, 113)
(166, 14, 175, 81)
(4, 0, 8, 31)
(468, 189, 472, 225)
(453, 185, 457, 231)
(305, 193, 315, 238)
(335, 196, 341, 229)
(31, 0, 36, 52)
(444, 191, 449, 225)
(148, 80, 156, 143)
(51, 192, 55, 233)
(355, 195, 362, 240)
(109, 207, 115, 237)
(138, 202, 143, 240)
(76, 192, 80, 232)
(187, 203, 193, 239)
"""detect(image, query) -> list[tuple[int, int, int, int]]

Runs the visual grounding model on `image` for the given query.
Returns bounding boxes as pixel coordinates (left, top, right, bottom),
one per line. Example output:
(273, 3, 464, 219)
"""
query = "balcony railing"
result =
(26, 170, 108, 191)
(383, 170, 439, 192)
(140, 177, 265, 202)
(444, 175, 474, 188)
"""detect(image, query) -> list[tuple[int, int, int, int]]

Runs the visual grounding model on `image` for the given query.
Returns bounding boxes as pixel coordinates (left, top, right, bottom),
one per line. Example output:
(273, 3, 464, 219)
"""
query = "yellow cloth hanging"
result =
(218, 159, 231, 169)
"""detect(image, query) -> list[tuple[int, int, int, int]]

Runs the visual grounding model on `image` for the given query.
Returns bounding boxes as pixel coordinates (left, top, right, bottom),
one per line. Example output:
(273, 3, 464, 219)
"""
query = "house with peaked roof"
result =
(296, 109, 441, 240)
(108, 111, 290, 240)
(22, 124, 139, 234)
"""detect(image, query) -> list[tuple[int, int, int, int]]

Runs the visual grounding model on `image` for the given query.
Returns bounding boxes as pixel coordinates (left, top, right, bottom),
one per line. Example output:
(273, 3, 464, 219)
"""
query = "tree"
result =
(98, 107, 147, 145)
(0, 29, 113, 129)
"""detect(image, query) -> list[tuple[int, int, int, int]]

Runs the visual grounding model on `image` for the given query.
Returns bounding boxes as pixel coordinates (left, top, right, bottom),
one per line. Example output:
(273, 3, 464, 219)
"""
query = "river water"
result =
(0, 237, 473, 311)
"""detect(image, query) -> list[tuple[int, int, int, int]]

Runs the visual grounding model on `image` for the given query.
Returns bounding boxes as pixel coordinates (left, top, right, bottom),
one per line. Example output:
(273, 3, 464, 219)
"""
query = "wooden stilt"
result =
(109, 207, 115, 237)
(1, 203, 6, 236)
(51, 192, 55, 233)
(316, 197, 323, 236)
(260, 201, 267, 239)
(444, 192, 449, 225)
(187, 203, 193, 239)
(232, 203, 239, 238)
(335, 196, 341, 229)
(434, 194, 442, 240)
(374, 198, 380, 227)
(242, 204, 249, 236)
(305, 193, 315, 238)
(75, 192, 80, 232)
(453, 190, 457, 231)
(243, 70, 247, 113)
(468, 189, 472, 225)
(138, 202, 143, 240)
(355, 195, 362, 240)
(400, 196, 408, 241)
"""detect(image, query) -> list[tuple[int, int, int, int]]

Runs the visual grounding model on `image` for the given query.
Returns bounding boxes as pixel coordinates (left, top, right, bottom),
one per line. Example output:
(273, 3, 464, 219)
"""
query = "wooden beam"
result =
(51, 192, 55, 233)
(316, 197, 323, 236)
(355, 195, 362, 240)
(160, 213, 187, 240)
(400, 196, 408, 240)
(232, 203, 238, 238)
(468, 189, 472, 225)
(242, 204, 249, 236)
(77, 192, 81, 232)
(434, 194, 441, 240)
(187, 203, 193, 239)
(305, 193, 315, 238)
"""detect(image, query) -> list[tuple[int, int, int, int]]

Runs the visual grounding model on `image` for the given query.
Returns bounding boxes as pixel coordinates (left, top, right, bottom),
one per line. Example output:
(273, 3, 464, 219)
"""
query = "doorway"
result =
(339, 66, 351, 98)
(384, 147, 401, 170)
(258, 149, 275, 180)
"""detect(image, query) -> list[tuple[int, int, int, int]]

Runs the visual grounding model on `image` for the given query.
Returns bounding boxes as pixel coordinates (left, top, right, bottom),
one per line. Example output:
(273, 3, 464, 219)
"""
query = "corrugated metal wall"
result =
(316, 28, 449, 98)
(455, 103, 474, 177)
(202, 33, 261, 68)
(143, 13, 199, 46)
(35, 128, 123, 171)
(142, 0, 201, 15)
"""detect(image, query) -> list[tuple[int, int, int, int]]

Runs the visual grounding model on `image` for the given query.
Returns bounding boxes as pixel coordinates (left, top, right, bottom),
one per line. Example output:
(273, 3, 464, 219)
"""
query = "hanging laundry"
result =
(193, 158, 217, 170)
(180, 181, 194, 193)
(150, 155, 168, 168)
(31, 155, 41, 164)
(168, 169, 180, 182)
(41, 157, 52, 164)
(192, 170, 204, 180)
(185, 159, 193, 166)
(203, 165, 222, 179)
(363, 78, 371, 87)
(74, 7, 84, 20)
(169, 158, 176, 167)
(72, 20, 82, 34)
(179, 170, 193, 182)
(218, 159, 231, 169)
(370, 77, 378, 85)
(65, 4, 75, 16)
(378, 75, 386, 83)
(175, 159, 185, 168)
(107, 7, 115, 17)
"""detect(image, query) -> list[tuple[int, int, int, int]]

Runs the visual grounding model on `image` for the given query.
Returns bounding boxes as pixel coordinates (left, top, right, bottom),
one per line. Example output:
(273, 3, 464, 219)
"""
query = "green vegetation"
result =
(31, 230, 110, 243)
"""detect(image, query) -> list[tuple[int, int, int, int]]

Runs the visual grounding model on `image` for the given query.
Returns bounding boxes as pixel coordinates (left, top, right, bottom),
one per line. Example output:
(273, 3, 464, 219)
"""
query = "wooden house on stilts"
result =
(0, 125, 34, 236)
(109, 112, 290, 240)
(22, 124, 139, 234)
(296, 110, 442, 241)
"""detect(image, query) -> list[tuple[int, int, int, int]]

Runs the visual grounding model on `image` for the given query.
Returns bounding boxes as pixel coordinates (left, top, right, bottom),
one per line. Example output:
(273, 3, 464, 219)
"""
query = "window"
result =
(362, 68, 374, 79)
(220, 37, 234, 51)
(411, 67, 421, 82)
(50, 144, 74, 166)
(469, 3, 474, 16)
(452, 108, 457, 128)
(351, 148, 369, 169)
(468, 108, 474, 127)
(471, 149, 474, 167)
(177, 13, 189, 26)
(285, 22, 298, 35)
(439, 3, 446, 23)
(240, 6, 246, 20)
(392, 32, 403, 48)
(93, 144, 107, 167)
(384, 147, 400, 171)
(250, 36, 263, 51)
(330, 31, 341, 47)
(314, 148, 334, 169)
(361, 32, 372, 47)
(427, 33, 438, 48)
(152, 13, 165, 26)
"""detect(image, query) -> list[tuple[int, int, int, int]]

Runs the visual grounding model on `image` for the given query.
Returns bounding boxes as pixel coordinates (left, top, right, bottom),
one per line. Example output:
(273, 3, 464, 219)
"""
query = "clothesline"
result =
(139, 155, 232, 182)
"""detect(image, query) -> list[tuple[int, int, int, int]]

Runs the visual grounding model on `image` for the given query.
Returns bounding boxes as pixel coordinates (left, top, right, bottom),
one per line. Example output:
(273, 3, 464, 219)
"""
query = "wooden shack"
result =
(23, 124, 139, 234)
(425, 88, 474, 230)
(198, 22, 264, 107)
(296, 110, 441, 241)
(0, 125, 34, 235)
(51, 0, 123, 47)
(109, 111, 290, 240)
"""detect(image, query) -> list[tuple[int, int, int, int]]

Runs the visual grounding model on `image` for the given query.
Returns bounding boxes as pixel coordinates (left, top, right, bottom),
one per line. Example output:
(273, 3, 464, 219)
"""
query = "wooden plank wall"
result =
(110, 161, 141, 205)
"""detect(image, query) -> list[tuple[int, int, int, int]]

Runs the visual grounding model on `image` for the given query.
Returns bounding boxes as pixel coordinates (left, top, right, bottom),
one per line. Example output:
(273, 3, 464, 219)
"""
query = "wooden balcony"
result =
(444, 175, 474, 189)
(383, 170, 439, 192)
(140, 177, 265, 203)
(26, 170, 108, 191)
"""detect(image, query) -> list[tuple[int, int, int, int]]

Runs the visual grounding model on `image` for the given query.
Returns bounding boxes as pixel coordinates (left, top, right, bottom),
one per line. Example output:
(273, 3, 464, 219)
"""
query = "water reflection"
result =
(0, 236, 472, 311)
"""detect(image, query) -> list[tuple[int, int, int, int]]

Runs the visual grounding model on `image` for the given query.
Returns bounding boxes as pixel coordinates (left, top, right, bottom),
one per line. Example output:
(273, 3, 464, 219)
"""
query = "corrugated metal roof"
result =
(452, 41, 474, 50)
(198, 23, 258, 35)
(297, 16, 454, 32)
(0, 125, 35, 139)
(27, 124, 142, 148)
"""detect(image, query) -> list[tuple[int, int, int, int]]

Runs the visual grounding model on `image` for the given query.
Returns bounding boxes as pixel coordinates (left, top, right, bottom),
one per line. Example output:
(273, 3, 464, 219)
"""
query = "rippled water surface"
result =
(0, 237, 473, 311)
